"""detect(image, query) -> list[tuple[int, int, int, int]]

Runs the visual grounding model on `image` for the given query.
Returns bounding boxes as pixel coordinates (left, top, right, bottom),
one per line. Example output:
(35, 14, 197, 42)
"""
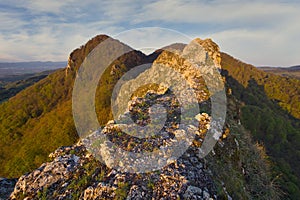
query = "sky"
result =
(0, 0, 300, 67)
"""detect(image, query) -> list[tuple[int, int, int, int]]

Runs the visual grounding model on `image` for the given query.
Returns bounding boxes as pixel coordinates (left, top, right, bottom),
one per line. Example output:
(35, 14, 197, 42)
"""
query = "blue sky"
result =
(0, 0, 299, 67)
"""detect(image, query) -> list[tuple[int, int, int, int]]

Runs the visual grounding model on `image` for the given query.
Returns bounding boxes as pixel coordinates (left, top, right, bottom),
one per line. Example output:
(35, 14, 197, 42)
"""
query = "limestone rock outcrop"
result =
(9, 90, 217, 199)
(193, 38, 221, 69)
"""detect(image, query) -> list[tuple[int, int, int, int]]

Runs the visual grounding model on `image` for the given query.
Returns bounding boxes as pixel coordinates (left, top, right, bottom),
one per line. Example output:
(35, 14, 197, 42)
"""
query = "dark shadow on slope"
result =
(222, 69, 300, 199)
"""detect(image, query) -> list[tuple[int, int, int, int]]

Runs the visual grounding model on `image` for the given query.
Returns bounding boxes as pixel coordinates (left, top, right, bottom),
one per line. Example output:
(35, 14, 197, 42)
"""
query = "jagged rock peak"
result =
(66, 34, 110, 75)
(192, 38, 221, 68)
(153, 38, 221, 69)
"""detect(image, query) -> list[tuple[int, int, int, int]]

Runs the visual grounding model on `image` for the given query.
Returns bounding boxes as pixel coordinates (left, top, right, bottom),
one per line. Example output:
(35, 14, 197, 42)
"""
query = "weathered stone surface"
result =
(0, 178, 17, 200)
(83, 182, 116, 200)
(183, 185, 203, 199)
(9, 143, 89, 199)
(9, 93, 217, 199)
(193, 38, 221, 69)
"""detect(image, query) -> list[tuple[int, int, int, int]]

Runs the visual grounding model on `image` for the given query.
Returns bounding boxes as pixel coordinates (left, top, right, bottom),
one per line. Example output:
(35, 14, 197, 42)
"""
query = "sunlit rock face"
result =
(192, 38, 221, 69)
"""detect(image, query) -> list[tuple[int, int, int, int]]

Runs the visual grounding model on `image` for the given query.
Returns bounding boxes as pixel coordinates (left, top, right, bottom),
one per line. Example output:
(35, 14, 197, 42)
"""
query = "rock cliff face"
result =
(66, 35, 110, 75)
(192, 38, 221, 69)
(152, 38, 223, 104)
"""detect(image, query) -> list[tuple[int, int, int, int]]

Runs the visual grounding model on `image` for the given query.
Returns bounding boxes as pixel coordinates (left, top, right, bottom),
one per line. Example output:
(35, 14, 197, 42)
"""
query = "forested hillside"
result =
(221, 53, 300, 199)
(0, 71, 55, 103)
(0, 35, 160, 178)
(260, 66, 300, 80)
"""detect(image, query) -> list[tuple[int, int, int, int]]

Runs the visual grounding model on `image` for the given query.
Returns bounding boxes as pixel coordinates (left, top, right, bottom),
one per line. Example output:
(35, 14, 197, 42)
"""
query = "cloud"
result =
(134, 0, 296, 24)
(113, 27, 192, 54)
(0, 12, 27, 33)
(26, 0, 74, 14)
(0, 0, 299, 66)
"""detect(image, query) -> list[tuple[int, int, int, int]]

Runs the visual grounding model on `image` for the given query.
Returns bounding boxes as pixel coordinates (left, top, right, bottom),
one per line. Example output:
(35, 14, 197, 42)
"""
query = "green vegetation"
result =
(0, 71, 54, 103)
(221, 52, 300, 199)
(207, 95, 281, 199)
(221, 53, 300, 119)
(147, 179, 155, 190)
(0, 69, 77, 177)
(37, 187, 48, 200)
(0, 35, 158, 178)
(95, 50, 149, 125)
(115, 182, 130, 200)
(0, 37, 100, 177)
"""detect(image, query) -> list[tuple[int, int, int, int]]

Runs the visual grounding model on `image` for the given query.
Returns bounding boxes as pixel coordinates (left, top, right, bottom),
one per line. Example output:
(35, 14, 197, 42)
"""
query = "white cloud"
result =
(0, 0, 299, 66)
(16, 0, 76, 15)
(113, 27, 191, 54)
(0, 12, 27, 32)
(136, 0, 299, 25)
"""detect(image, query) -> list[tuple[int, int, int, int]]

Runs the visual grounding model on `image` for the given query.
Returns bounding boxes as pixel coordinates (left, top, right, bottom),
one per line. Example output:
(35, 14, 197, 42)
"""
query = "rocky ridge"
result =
(9, 92, 217, 199)
(9, 139, 217, 199)
(2, 36, 279, 200)
(8, 38, 222, 199)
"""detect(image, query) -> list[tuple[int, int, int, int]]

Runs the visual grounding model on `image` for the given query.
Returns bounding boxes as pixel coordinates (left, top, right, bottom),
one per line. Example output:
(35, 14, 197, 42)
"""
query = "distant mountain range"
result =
(259, 65, 300, 79)
(0, 61, 66, 78)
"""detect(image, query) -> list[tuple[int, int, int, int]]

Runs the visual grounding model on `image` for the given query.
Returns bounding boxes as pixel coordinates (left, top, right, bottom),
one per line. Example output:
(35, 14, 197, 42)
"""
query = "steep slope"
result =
(0, 67, 77, 177)
(0, 35, 158, 178)
(221, 53, 300, 199)
(7, 39, 279, 200)
(221, 53, 300, 119)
